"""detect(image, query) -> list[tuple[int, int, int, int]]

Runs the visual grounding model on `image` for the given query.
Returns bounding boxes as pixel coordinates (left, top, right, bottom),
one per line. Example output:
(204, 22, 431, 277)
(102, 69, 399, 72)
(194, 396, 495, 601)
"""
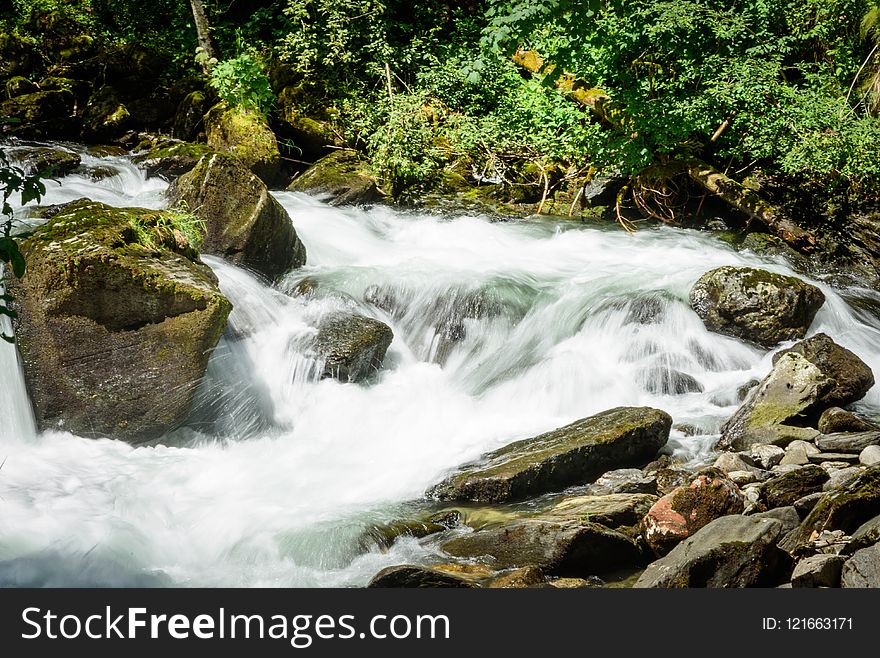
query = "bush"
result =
(209, 49, 275, 115)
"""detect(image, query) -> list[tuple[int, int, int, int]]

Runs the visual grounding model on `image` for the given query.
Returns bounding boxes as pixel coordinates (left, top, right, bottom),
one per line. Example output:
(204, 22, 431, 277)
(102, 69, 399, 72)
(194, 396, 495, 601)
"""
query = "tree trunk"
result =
(685, 159, 817, 252)
(190, 0, 217, 71)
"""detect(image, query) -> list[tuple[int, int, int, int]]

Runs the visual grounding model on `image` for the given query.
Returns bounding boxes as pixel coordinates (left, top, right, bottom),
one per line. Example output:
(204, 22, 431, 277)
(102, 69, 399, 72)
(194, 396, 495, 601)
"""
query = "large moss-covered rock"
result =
(0, 32, 36, 80)
(761, 465, 829, 508)
(205, 102, 281, 186)
(431, 407, 672, 503)
(642, 470, 746, 555)
(634, 515, 791, 588)
(689, 266, 825, 348)
(287, 150, 382, 205)
(276, 86, 345, 161)
(8, 199, 232, 443)
(81, 86, 130, 142)
(0, 90, 75, 138)
(312, 312, 393, 382)
(133, 141, 215, 180)
(818, 407, 878, 434)
(5, 76, 38, 98)
(718, 335, 874, 451)
(3, 144, 80, 177)
(780, 465, 880, 554)
(441, 519, 642, 575)
(168, 152, 306, 281)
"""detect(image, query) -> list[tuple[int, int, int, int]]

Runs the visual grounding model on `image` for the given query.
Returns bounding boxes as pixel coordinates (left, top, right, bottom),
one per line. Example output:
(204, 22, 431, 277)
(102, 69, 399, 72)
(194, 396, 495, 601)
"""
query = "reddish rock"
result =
(642, 469, 746, 555)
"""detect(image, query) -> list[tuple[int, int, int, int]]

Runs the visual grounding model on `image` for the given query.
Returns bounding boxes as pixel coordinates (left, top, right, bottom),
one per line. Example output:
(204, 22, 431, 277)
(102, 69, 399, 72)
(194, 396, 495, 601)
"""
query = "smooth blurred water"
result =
(1, 143, 879, 586)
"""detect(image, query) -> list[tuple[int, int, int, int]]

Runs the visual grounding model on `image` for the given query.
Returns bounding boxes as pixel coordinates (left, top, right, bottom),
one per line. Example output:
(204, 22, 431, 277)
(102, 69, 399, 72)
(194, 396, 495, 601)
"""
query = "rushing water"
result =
(1, 144, 879, 586)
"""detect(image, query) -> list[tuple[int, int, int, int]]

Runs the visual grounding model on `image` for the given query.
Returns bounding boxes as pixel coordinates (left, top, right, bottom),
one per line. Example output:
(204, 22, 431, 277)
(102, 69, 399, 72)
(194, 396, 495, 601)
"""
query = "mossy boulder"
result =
(205, 102, 281, 186)
(81, 86, 130, 142)
(719, 335, 873, 451)
(642, 470, 746, 555)
(544, 493, 658, 528)
(5, 76, 38, 98)
(0, 90, 76, 138)
(276, 85, 344, 161)
(430, 407, 672, 503)
(634, 515, 791, 588)
(689, 266, 825, 348)
(133, 141, 215, 180)
(0, 32, 36, 80)
(168, 152, 306, 281)
(3, 144, 80, 177)
(287, 150, 382, 205)
(818, 407, 878, 434)
(8, 199, 232, 443)
(173, 90, 208, 141)
(761, 465, 829, 508)
(441, 519, 642, 575)
(779, 465, 880, 554)
(312, 312, 394, 382)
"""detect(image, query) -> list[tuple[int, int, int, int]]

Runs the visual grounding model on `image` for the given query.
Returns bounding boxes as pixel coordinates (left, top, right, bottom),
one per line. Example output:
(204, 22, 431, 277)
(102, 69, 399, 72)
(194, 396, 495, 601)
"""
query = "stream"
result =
(1, 143, 880, 586)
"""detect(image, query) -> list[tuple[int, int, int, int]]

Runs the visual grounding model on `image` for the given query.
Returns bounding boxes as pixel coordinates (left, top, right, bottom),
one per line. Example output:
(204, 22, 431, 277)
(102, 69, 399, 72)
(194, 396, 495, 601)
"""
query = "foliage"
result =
(0, 148, 45, 342)
(209, 48, 275, 115)
(128, 205, 206, 253)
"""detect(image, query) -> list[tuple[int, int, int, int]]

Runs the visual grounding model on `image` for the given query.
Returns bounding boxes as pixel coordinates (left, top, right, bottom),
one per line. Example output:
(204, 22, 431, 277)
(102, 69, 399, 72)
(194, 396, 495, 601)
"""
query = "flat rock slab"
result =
(816, 432, 880, 453)
(634, 515, 790, 588)
(808, 452, 861, 464)
(431, 407, 671, 503)
(544, 493, 657, 528)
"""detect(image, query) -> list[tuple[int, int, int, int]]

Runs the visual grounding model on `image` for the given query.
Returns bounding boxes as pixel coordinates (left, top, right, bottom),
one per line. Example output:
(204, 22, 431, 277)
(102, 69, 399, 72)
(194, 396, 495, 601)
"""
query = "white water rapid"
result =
(1, 144, 879, 586)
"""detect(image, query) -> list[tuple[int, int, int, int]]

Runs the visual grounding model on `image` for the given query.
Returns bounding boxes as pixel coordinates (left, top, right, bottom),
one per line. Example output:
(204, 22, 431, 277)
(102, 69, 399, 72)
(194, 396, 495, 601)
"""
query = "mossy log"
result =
(685, 159, 817, 252)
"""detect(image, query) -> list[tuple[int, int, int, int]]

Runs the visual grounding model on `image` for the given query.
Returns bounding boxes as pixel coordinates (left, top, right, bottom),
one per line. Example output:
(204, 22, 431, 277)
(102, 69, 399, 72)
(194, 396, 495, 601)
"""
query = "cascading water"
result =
(1, 143, 880, 586)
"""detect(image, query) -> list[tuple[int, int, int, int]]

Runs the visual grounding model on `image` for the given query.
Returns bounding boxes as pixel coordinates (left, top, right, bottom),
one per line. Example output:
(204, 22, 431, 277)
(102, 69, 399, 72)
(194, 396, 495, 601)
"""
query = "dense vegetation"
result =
(2, 0, 880, 224)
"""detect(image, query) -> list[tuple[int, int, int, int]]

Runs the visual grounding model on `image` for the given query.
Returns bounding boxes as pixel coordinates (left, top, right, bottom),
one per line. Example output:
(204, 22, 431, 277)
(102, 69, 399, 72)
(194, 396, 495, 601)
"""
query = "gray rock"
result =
(714, 452, 762, 475)
(843, 514, 880, 554)
(818, 407, 878, 434)
(754, 506, 801, 534)
(168, 152, 307, 281)
(841, 546, 880, 588)
(791, 554, 845, 587)
(313, 312, 394, 383)
(543, 493, 658, 528)
(793, 492, 825, 517)
(288, 150, 383, 206)
(816, 431, 880, 453)
(823, 467, 864, 491)
(641, 366, 704, 395)
(441, 519, 641, 575)
(588, 468, 658, 495)
(634, 516, 790, 588)
(367, 565, 474, 588)
(747, 444, 786, 470)
(860, 445, 880, 466)
(431, 407, 671, 503)
(729, 470, 759, 486)
(689, 266, 825, 348)
(809, 452, 861, 464)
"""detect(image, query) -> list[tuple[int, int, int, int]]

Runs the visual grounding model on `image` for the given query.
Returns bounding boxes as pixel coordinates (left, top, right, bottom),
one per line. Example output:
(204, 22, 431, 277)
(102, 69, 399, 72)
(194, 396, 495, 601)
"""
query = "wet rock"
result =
(641, 366, 704, 395)
(133, 140, 214, 180)
(689, 266, 825, 348)
(3, 144, 80, 177)
(431, 407, 671, 503)
(545, 493, 657, 528)
(313, 312, 393, 383)
(205, 102, 281, 186)
(719, 334, 874, 451)
(816, 431, 880, 453)
(287, 150, 382, 205)
(780, 465, 880, 554)
(367, 565, 474, 588)
(761, 465, 829, 509)
(8, 199, 231, 443)
(737, 379, 761, 401)
(861, 445, 880, 466)
(168, 152, 306, 281)
(587, 468, 658, 495)
(634, 516, 790, 588)
(840, 545, 880, 588)
(485, 566, 545, 589)
(82, 86, 130, 142)
(791, 554, 845, 587)
(441, 519, 642, 575)
(818, 407, 878, 434)
(642, 470, 746, 556)
(362, 519, 450, 551)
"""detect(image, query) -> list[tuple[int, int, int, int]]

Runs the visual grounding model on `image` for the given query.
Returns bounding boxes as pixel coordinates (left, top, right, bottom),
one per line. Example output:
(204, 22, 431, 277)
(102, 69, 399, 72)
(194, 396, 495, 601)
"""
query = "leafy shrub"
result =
(209, 49, 275, 115)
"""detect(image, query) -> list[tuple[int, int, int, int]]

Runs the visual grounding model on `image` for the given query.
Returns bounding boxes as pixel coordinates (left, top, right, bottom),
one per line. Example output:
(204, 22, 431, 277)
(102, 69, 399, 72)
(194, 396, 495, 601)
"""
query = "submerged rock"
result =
(689, 266, 825, 348)
(205, 102, 281, 186)
(642, 470, 746, 555)
(3, 144, 80, 177)
(168, 152, 306, 281)
(133, 140, 215, 180)
(9, 199, 232, 443)
(430, 407, 672, 503)
(288, 150, 382, 205)
(312, 312, 393, 383)
(718, 335, 874, 451)
(367, 565, 474, 588)
(634, 515, 790, 588)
